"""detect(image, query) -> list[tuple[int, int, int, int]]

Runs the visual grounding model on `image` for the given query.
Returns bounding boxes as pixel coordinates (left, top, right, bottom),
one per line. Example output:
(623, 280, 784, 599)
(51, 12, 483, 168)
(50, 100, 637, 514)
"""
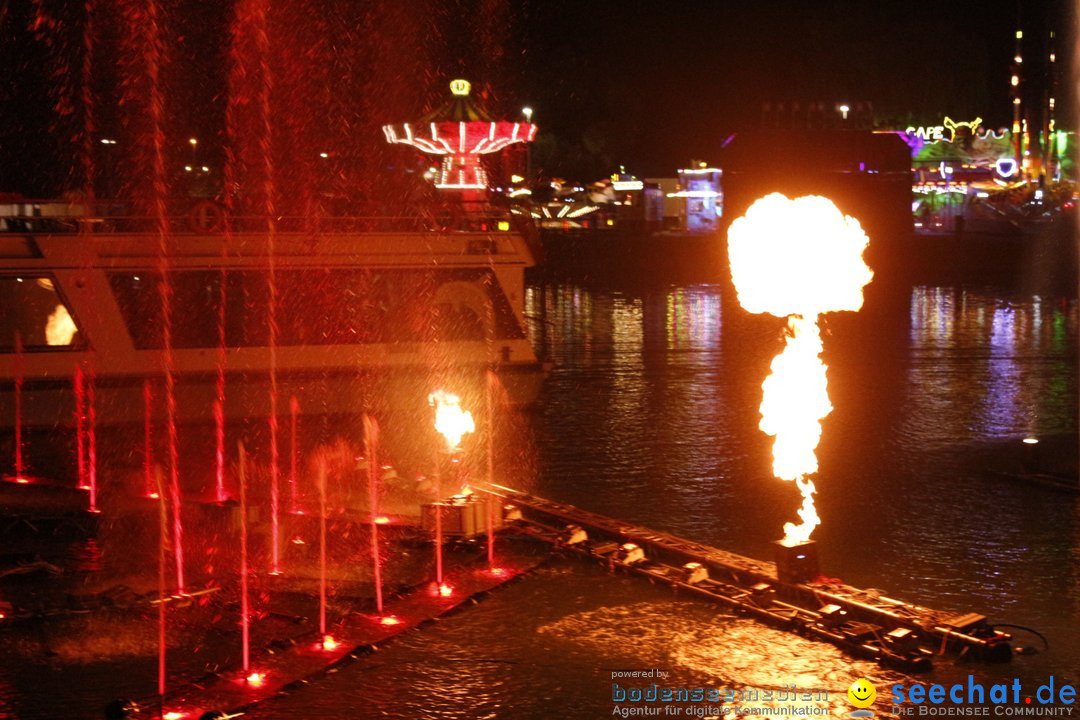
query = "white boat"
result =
(0, 204, 544, 429)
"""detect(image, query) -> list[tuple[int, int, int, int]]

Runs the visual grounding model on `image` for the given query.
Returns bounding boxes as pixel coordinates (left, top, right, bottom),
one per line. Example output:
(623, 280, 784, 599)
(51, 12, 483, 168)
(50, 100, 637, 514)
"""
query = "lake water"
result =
(2, 271, 1078, 719)
(243, 274, 1080, 718)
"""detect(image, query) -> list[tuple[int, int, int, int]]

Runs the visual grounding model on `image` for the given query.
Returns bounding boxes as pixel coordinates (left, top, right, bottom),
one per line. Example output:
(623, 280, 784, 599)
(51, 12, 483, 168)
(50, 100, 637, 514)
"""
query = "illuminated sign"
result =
(449, 78, 471, 96)
(906, 125, 946, 141)
(905, 116, 982, 142)
(995, 157, 1019, 178)
(943, 116, 982, 138)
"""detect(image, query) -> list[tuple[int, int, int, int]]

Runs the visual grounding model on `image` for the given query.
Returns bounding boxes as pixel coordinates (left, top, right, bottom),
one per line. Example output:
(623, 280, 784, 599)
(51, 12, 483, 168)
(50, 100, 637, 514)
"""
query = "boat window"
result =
(0, 275, 82, 351)
(108, 268, 524, 349)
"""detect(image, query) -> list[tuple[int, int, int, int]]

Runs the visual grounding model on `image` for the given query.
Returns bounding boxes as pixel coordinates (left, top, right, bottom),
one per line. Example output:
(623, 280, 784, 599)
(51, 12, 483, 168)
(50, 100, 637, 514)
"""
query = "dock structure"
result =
(482, 483, 1013, 672)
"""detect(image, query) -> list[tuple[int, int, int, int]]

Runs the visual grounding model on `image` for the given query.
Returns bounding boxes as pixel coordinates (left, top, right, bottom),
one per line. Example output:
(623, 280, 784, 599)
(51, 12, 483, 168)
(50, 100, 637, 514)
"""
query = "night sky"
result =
(0, 0, 1072, 194)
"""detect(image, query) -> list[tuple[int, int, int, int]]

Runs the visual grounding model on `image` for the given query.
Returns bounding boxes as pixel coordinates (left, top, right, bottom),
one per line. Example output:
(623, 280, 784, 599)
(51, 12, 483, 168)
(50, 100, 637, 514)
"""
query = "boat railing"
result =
(0, 199, 524, 236)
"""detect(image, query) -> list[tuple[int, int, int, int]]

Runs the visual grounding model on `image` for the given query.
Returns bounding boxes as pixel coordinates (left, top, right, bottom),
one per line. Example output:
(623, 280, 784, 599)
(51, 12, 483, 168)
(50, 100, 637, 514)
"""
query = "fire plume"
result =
(429, 390, 475, 450)
(728, 193, 872, 544)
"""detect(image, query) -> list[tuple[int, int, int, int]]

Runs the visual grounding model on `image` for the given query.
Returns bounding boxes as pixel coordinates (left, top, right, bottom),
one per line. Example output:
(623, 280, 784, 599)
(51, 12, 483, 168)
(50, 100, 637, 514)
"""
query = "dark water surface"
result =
(243, 276, 1080, 718)
(2, 275, 1078, 719)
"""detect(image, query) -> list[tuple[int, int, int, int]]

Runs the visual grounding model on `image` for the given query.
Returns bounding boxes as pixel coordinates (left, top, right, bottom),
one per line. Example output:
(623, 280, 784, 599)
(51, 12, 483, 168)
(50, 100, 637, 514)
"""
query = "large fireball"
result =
(728, 193, 873, 545)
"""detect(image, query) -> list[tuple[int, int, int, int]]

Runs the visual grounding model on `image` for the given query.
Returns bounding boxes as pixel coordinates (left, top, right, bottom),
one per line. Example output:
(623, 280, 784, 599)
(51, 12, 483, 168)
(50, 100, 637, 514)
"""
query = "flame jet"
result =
(430, 390, 476, 451)
(728, 194, 873, 544)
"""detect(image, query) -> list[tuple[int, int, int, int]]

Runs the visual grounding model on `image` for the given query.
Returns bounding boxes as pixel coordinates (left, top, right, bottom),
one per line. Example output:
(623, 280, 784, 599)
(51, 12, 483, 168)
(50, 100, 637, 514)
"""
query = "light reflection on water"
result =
(525, 281, 1080, 687)
(3, 281, 1078, 718)
(904, 287, 1077, 446)
(245, 280, 1078, 719)
(246, 562, 902, 719)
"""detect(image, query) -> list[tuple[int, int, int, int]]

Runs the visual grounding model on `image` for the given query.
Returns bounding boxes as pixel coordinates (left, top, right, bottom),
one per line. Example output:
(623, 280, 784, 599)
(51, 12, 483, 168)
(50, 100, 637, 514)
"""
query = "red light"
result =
(291, 536, 306, 545)
(379, 615, 401, 626)
(163, 712, 186, 720)
(321, 635, 338, 650)
(15, 477, 29, 484)
(77, 484, 90, 490)
(148, 492, 160, 499)
(0, 612, 6, 620)
(245, 671, 265, 686)
(438, 583, 453, 598)
(488, 567, 506, 577)
(374, 516, 390, 525)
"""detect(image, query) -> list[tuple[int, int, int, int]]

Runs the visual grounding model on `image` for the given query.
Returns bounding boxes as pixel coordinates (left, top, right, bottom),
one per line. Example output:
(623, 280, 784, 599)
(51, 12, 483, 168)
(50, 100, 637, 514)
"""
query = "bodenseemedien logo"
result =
(849, 678, 877, 718)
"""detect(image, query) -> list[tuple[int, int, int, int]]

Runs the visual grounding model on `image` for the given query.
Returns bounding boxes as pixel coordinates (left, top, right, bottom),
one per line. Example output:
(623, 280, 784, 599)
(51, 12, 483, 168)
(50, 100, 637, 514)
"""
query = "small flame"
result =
(374, 516, 390, 525)
(429, 390, 475, 450)
(728, 193, 872, 545)
(245, 671, 266, 686)
(437, 582, 453, 597)
(321, 635, 338, 650)
(379, 615, 401, 626)
(45, 304, 77, 346)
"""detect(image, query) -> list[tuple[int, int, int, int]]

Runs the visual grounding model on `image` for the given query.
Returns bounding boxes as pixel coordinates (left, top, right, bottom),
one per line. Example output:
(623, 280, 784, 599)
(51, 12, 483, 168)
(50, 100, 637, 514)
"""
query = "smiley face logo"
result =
(848, 678, 876, 709)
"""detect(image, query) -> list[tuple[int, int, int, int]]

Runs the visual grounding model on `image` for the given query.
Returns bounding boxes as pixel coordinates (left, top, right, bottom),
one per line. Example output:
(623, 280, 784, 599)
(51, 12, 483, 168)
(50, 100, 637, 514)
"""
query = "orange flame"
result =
(728, 194, 872, 544)
(429, 390, 475, 450)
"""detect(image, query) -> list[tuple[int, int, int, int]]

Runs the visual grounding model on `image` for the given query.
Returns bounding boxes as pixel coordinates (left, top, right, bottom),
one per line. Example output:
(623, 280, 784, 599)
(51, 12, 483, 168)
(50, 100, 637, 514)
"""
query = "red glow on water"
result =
(245, 671, 266, 687)
(374, 515, 390, 525)
(321, 634, 338, 650)
(379, 615, 401, 626)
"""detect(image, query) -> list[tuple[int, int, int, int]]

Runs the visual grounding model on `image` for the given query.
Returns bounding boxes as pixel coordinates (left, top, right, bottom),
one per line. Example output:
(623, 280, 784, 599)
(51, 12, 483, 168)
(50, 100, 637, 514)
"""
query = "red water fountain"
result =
(74, 365, 86, 490)
(72, 363, 97, 510)
(289, 395, 299, 512)
(316, 456, 329, 645)
(12, 332, 24, 483)
(143, 379, 155, 498)
(86, 370, 98, 513)
(237, 442, 252, 675)
(486, 369, 497, 570)
(213, 376, 226, 503)
(363, 415, 384, 615)
(155, 468, 168, 707)
(382, 78, 536, 204)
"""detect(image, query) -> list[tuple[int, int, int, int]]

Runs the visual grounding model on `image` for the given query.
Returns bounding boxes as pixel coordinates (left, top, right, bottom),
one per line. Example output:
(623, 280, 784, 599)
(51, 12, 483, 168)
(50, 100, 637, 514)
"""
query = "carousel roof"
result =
(382, 79, 537, 156)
